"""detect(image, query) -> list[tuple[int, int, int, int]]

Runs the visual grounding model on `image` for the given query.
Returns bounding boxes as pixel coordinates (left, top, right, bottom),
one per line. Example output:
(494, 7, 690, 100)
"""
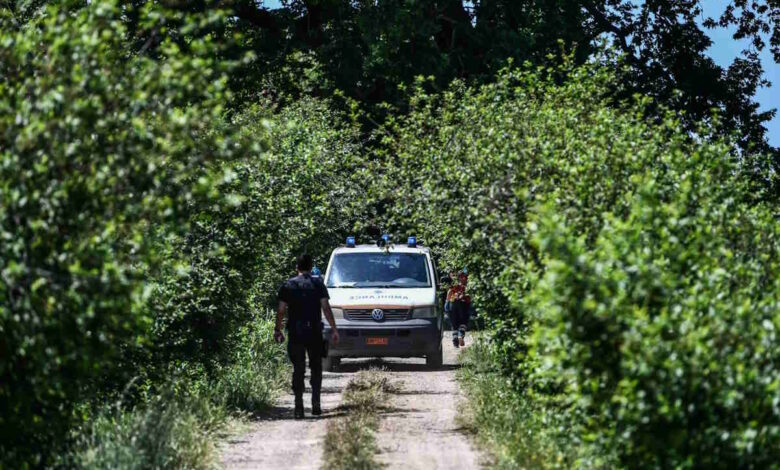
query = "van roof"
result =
(331, 244, 431, 255)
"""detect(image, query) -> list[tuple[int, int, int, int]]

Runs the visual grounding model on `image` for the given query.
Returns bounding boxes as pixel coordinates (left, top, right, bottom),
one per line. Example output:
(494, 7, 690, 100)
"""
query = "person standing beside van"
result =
(442, 270, 457, 315)
(447, 272, 471, 348)
(274, 254, 340, 419)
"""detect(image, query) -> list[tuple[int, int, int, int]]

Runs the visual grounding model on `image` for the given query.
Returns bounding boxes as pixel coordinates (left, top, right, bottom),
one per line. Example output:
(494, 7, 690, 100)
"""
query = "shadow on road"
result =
(247, 356, 459, 423)
(248, 404, 350, 423)
(333, 358, 460, 373)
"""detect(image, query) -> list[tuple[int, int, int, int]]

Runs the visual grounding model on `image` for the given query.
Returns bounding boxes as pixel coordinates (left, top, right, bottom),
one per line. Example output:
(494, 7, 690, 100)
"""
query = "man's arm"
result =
(274, 300, 287, 343)
(320, 298, 339, 344)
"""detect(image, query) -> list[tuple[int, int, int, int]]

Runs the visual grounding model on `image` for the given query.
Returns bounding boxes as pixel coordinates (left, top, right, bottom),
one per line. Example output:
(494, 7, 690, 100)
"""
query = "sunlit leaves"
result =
(385, 60, 779, 467)
(0, 1, 242, 465)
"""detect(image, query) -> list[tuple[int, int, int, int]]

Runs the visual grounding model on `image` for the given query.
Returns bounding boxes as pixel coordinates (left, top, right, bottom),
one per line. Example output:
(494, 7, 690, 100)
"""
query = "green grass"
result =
(65, 319, 290, 469)
(321, 369, 398, 470)
(458, 339, 609, 469)
(68, 390, 228, 470)
(210, 321, 290, 414)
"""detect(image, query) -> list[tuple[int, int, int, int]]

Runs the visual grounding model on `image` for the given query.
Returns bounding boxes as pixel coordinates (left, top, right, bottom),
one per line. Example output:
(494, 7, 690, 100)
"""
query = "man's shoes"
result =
(312, 404, 322, 416)
(459, 337, 465, 347)
(294, 399, 304, 419)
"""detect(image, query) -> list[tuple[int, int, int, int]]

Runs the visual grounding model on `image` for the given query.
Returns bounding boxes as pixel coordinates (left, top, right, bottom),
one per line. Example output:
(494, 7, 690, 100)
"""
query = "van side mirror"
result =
(440, 275, 452, 285)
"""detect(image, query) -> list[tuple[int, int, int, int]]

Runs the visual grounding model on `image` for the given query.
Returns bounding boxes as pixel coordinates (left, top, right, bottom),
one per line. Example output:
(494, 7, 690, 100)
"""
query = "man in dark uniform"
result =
(274, 254, 340, 419)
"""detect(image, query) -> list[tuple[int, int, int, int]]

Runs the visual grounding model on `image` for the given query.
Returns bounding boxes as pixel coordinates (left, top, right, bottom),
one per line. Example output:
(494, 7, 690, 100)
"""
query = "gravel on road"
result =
(220, 335, 481, 470)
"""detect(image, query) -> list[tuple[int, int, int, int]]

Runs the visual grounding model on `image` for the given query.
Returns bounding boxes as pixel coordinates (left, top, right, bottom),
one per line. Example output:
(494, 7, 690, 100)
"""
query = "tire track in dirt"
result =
(220, 336, 481, 469)
(220, 365, 349, 470)
(375, 337, 481, 469)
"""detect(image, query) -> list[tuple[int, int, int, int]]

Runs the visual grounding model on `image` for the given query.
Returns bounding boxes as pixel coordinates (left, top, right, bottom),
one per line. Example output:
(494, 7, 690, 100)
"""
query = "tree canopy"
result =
(1, 1, 778, 467)
(202, 0, 780, 155)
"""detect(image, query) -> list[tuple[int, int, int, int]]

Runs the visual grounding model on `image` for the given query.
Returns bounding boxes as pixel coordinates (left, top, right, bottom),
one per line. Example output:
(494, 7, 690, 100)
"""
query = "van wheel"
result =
(323, 356, 340, 372)
(426, 346, 443, 369)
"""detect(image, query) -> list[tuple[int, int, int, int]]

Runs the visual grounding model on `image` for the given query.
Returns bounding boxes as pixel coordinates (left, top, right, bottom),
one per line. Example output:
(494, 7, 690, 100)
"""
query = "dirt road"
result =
(220, 336, 481, 469)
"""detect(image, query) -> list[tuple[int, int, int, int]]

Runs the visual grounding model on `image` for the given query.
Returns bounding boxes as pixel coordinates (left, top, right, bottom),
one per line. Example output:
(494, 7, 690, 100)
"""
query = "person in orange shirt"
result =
(446, 272, 471, 348)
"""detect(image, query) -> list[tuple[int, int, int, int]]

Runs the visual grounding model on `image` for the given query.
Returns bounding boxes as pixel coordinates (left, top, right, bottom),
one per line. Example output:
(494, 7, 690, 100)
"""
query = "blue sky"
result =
(700, 1, 779, 146)
(261, 0, 778, 146)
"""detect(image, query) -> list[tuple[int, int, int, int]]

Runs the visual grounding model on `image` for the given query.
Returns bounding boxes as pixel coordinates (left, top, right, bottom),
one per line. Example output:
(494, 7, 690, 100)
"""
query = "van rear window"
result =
(327, 253, 431, 288)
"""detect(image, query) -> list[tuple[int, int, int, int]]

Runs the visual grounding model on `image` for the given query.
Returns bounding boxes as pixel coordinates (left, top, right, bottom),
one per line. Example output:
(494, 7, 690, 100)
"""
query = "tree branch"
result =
(582, 2, 636, 62)
(228, 0, 281, 36)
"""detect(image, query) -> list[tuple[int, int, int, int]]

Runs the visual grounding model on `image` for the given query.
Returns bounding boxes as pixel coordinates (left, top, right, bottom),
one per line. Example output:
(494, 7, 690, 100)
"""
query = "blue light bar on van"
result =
(346, 236, 356, 247)
(407, 236, 417, 247)
(381, 234, 390, 243)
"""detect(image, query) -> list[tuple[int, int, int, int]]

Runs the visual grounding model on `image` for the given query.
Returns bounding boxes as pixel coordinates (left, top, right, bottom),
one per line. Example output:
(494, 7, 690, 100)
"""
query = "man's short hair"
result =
(296, 254, 313, 272)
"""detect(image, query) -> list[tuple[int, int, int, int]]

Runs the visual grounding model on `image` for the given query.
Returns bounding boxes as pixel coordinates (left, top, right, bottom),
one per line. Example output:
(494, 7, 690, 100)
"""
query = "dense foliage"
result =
(155, 0, 780, 162)
(0, 2, 368, 467)
(148, 97, 367, 373)
(68, 320, 287, 469)
(459, 340, 585, 468)
(1, 0, 778, 468)
(385, 62, 779, 467)
(0, 3, 243, 463)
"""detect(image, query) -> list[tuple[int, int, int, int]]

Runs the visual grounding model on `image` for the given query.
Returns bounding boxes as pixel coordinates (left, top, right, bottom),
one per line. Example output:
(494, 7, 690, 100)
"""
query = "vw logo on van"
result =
(371, 308, 384, 321)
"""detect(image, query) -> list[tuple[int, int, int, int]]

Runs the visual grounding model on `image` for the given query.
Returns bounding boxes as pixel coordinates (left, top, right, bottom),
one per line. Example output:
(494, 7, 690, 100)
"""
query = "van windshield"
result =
(327, 252, 431, 288)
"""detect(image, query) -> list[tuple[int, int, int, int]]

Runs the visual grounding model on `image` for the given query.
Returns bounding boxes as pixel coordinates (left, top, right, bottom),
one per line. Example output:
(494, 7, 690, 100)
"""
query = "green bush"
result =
(211, 318, 289, 413)
(0, 1, 370, 463)
(526, 180, 779, 467)
(61, 317, 288, 469)
(69, 391, 227, 470)
(0, 2, 243, 465)
(385, 59, 780, 466)
(458, 339, 599, 469)
(148, 97, 368, 373)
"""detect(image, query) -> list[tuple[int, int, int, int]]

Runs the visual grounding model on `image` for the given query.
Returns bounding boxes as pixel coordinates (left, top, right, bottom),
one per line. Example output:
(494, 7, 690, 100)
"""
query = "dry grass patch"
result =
(321, 368, 397, 470)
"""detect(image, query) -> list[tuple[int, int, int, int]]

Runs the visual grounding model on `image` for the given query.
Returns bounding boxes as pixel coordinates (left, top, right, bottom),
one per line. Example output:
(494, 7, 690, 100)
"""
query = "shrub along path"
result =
(220, 336, 481, 469)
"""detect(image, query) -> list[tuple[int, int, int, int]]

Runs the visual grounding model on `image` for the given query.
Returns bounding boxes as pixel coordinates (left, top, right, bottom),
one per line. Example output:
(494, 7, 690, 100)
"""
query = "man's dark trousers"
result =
(451, 301, 470, 333)
(287, 338, 322, 406)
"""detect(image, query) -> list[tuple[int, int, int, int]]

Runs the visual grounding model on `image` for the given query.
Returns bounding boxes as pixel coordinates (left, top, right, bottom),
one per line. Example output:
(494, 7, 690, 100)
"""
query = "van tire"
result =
(323, 356, 340, 372)
(426, 346, 443, 369)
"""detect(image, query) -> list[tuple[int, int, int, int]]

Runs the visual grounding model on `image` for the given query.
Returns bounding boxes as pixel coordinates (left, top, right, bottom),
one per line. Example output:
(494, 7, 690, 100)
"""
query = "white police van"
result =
(322, 235, 443, 370)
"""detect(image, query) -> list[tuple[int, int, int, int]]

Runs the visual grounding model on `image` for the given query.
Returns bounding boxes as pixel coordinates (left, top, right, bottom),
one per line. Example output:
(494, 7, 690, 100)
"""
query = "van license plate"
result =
(366, 337, 388, 346)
